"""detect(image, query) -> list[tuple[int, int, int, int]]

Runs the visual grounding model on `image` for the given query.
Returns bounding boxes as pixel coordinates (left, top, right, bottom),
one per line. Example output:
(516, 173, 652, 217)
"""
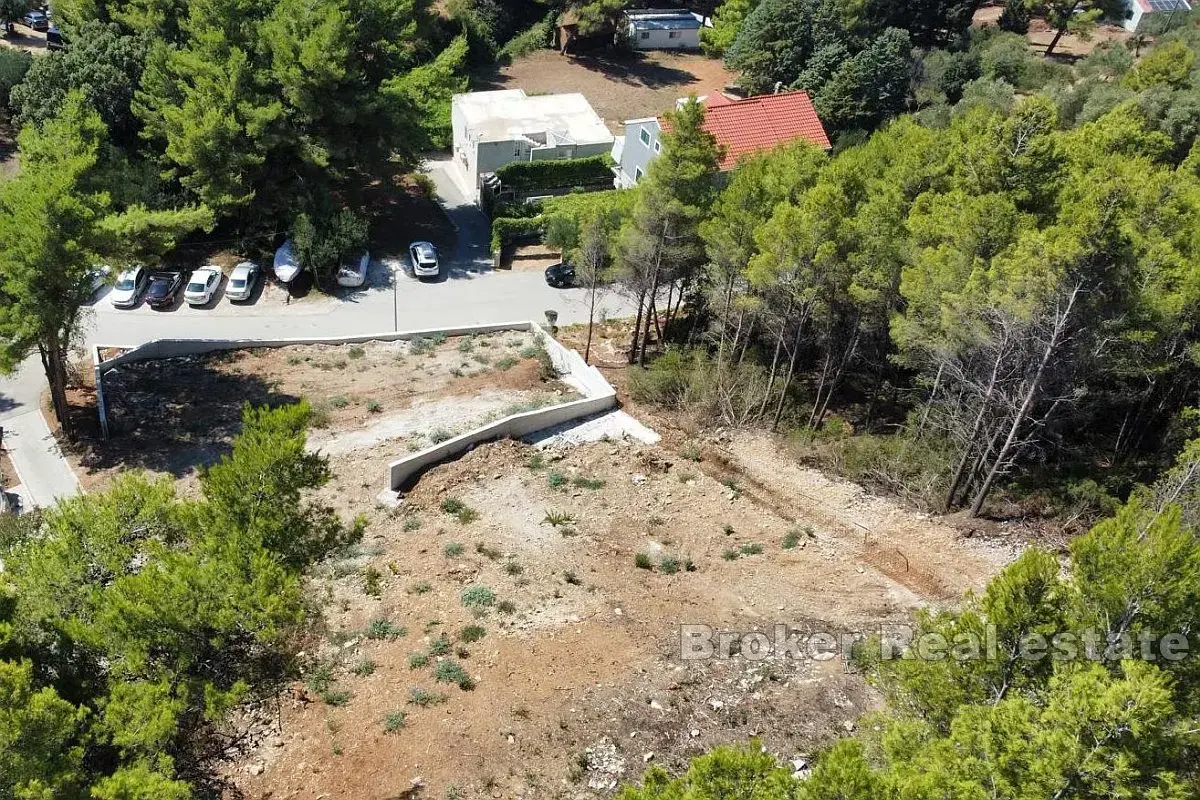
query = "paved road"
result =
(0, 158, 634, 507)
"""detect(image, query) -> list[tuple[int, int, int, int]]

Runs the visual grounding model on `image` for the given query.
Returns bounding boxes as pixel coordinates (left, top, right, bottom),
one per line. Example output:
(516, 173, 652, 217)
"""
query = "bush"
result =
(491, 214, 546, 251)
(428, 634, 452, 656)
(500, 12, 556, 59)
(459, 624, 487, 643)
(367, 619, 407, 640)
(409, 687, 447, 706)
(659, 555, 681, 575)
(384, 711, 407, 733)
(634, 552, 654, 570)
(0, 48, 31, 110)
(494, 154, 614, 193)
(444, 541, 464, 557)
(409, 651, 430, 669)
(434, 659, 475, 690)
(460, 585, 496, 609)
(628, 349, 712, 409)
(292, 206, 369, 289)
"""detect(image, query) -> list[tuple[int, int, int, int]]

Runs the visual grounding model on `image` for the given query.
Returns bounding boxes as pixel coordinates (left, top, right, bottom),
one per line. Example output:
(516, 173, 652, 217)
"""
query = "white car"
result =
(337, 250, 370, 288)
(409, 241, 439, 278)
(184, 265, 223, 306)
(110, 266, 147, 308)
(226, 261, 259, 302)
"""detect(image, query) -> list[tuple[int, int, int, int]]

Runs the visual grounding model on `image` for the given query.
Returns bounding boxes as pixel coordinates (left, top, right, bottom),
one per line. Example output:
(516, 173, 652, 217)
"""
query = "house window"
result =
(639, 30, 650, 39)
(668, 30, 682, 39)
(639, 128, 651, 147)
(653, 140, 661, 153)
(634, 166, 644, 181)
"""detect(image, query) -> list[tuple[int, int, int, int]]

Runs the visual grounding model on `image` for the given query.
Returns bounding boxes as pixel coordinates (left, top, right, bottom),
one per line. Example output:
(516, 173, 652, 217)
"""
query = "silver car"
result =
(226, 261, 259, 302)
(409, 241, 439, 278)
(109, 266, 147, 308)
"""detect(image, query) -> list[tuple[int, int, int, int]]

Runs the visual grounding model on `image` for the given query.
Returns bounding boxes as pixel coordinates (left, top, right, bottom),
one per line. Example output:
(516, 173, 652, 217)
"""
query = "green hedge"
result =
(490, 215, 546, 251)
(494, 154, 613, 193)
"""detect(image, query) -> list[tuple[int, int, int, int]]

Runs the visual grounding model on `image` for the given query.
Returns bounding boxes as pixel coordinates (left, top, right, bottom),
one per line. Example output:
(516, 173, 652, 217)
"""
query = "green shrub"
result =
(348, 346, 366, 359)
(409, 687, 447, 707)
(330, 395, 351, 408)
(475, 541, 502, 560)
(322, 688, 352, 706)
(444, 541, 464, 557)
(367, 619, 407, 640)
(434, 659, 475, 690)
(430, 427, 454, 443)
(352, 659, 377, 676)
(384, 711, 407, 733)
(363, 566, 382, 597)
(543, 509, 574, 526)
(572, 476, 605, 490)
(409, 651, 430, 669)
(461, 585, 496, 609)
(496, 599, 517, 614)
(404, 516, 422, 532)
(634, 552, 654, 570)
(441, 497, 480, 524)
(739, 543, 764, 556)
(410, 580, 432, 594)
(491, 215, 546, 251)
(459, 624, 487, 643)
(367, 399, 382, 413)
(547, 471, 567, 489)
(495, 154, 613, 193)
(494, 356, 519, 371)
(428, 634, 452, 656)
(500, 12, 556, 59)
(504, 560, 524, 576)
(660, 555, 681, 575)
(783, 530, 802, 549)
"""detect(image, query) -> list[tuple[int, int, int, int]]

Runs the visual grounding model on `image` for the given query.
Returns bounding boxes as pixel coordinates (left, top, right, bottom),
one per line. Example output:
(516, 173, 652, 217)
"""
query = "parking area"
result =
(2, 19, 52, 54)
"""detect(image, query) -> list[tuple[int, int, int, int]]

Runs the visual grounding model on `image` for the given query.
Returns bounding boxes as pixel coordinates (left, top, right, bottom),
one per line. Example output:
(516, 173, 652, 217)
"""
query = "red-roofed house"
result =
(611, 91, 831, 188)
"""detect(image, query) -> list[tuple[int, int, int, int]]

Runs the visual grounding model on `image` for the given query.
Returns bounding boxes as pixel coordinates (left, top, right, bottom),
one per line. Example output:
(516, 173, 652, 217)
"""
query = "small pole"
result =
(393, 269, 399, 332)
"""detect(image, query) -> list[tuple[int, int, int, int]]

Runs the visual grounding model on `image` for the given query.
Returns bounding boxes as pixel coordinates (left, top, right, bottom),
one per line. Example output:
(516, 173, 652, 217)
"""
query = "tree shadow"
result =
(74, 353, 302, 480)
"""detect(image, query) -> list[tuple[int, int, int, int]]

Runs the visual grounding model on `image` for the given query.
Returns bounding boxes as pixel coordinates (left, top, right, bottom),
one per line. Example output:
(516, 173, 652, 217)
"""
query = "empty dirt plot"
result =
(74, 331, 574, 492)
(225, 427, 1011, 800)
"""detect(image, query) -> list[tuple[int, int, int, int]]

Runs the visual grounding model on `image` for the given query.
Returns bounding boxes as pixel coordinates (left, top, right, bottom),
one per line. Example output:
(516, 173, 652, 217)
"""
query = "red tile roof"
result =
(662, 91, 831, 170)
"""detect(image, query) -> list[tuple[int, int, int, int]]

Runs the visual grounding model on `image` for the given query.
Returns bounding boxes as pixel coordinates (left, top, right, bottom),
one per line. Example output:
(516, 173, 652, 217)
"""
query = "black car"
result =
(21, 10, 49, 31)
(545, 262, 575, 288)
(145, 271, 183, 308)
(46, 26, 64, 49)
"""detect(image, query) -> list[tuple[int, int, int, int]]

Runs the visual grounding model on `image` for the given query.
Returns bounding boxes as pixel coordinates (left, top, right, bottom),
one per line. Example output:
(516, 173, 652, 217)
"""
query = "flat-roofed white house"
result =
(623, 8, 704, 49)
(451, 89, 614, 199)
(1123, 0, 1190, 30)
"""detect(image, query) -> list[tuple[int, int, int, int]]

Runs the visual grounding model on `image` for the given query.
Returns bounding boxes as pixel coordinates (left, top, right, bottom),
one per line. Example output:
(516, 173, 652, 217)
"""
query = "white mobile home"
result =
(451, 89, 614, 199)
(623, 9, 704, 49)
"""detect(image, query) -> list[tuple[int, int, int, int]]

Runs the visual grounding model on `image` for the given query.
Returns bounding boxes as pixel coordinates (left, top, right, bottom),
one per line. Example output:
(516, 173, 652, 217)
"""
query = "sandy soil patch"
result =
(71, 331, 569, 492)
(223, 425, 1010, 800)
(477, 50, 734, 133)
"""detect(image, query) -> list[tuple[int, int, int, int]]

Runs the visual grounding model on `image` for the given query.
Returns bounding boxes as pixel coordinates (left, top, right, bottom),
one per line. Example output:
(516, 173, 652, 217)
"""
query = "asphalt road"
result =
(0, 159, 634, 506)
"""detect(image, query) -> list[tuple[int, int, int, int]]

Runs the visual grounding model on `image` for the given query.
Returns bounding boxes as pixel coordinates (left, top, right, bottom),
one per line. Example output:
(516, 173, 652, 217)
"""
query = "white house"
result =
(622, 9, 704, 49)
(1123, 0, 1190, 31)
(451, 89, 614, 199)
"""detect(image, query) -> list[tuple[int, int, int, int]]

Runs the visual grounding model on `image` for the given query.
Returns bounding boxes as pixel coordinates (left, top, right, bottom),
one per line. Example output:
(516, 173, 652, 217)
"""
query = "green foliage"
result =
(0, 402, 341, 795)
(11, 22, 149, 139)
(292, 207, 369, 289)
(460, 585, 496, 610)
(0, 47, 30, 110)
(500, 13, 556, 60)
(495, 154, 613, 193)
(812, 27, 912, 134)
(1125, 39, 1197, 92)
(634, 552, 653, 570)
(433, 659, 475, 690)
(458, 624, 486, 643)
(490, 214, 545, 252)
(409, 686, 447, 706)
(703, 0, 757, 55)
(384, 35, 469, 150)
(383, 710, 407, 733)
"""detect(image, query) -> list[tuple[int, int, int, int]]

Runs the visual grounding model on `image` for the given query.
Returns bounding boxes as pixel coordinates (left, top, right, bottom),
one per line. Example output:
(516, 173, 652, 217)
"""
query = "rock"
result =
(631, 473, 648, 486)
(841, 720, 856, 733)
(649, 700, 664, 711)
(269, 736, 284, 748)
(614, 607, 623, 617)
(643, 752, 655, 763)
(708, 699, 724, 711)
(341, 638, 359, 650)
(247, 761, 265, 776)
(690, 728, 700, 738)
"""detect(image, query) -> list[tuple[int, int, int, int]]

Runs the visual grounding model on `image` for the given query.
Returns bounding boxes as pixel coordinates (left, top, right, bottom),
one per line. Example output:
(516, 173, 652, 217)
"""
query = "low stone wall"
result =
(92, 321, 618, 491)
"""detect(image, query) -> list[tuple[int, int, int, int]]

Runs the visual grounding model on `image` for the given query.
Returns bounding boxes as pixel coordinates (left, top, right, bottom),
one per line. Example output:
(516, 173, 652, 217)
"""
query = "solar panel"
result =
(1146, 0, 1190, 12)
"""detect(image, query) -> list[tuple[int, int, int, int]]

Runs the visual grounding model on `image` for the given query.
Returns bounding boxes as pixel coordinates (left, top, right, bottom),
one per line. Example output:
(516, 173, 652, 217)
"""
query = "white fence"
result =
(92, 321, 617, 490)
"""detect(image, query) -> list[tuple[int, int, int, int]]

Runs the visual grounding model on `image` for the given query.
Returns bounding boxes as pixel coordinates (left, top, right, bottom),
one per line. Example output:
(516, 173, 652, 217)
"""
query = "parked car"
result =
(337, 250, 370, 288)
(408, 241, 439, 278)
(87, 264, 112, 296)
(184, 265, 223, 306)
(46, 25, 63, 49)
(225, 261, 259, 302)
(145, 271, 183, 308)
(110, 266, 147, 308)
(544, 262, 575, 288)
(273, 239, 302, 283)
(21, 10, 49, 30)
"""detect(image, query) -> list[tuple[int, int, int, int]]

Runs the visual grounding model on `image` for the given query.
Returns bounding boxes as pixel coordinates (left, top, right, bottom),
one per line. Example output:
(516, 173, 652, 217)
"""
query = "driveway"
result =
(0, 160, 635, 507)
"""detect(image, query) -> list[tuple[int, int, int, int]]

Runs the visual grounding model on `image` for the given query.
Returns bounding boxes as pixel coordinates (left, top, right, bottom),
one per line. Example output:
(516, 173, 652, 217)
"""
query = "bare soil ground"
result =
(973, 6, 1133, 58)
(69, 331, 569, 493)
(222, 413, 1010, 799)
(0, 25, 48, 54)
(504, 244, 563, 272)
(477, 50, 735, 133)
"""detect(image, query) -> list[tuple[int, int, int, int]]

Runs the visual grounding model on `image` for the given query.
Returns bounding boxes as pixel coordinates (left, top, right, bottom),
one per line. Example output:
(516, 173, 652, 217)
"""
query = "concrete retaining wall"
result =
(93, 321, 617, 491)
